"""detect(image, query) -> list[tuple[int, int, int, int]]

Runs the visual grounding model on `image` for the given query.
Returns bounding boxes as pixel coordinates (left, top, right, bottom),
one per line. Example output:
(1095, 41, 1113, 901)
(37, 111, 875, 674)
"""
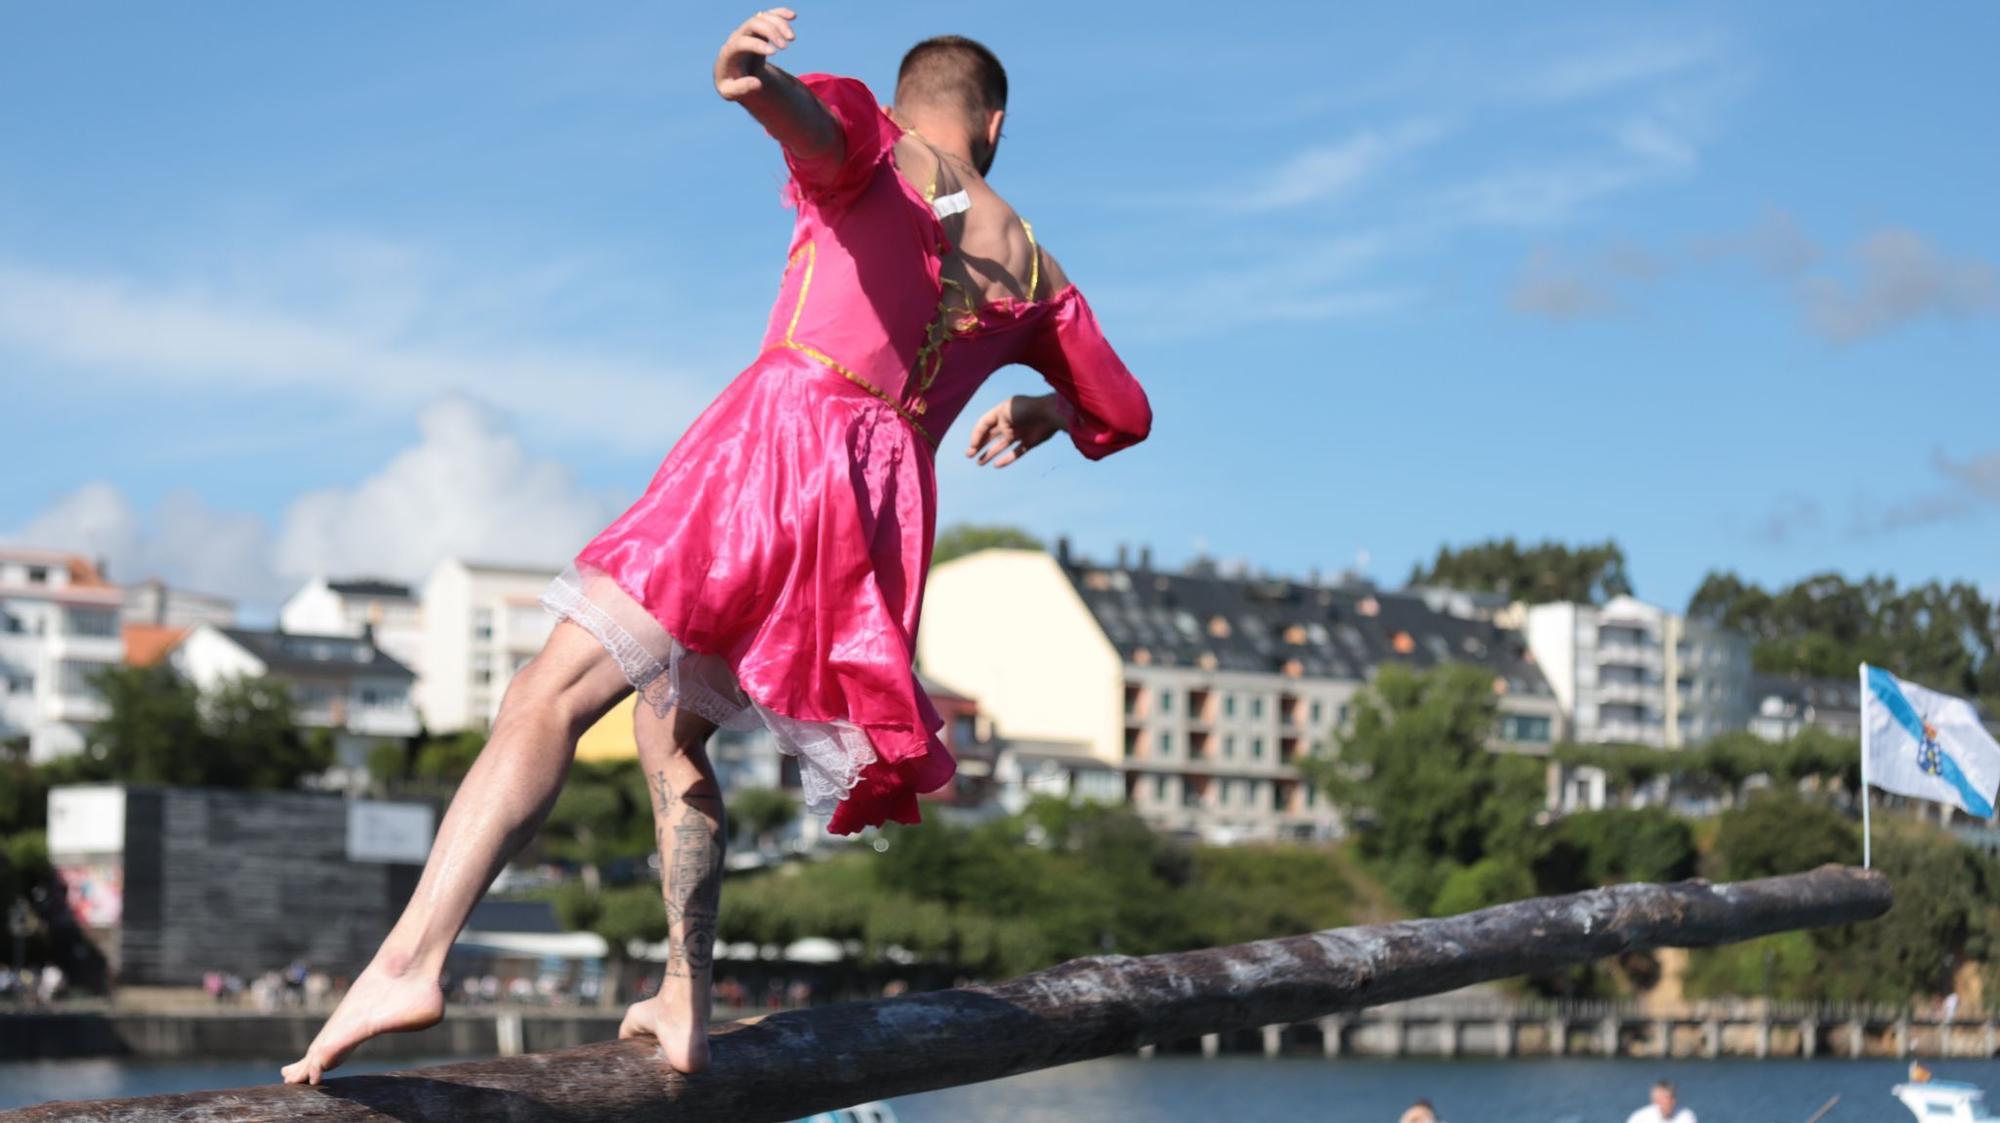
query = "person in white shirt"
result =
(1627, 1080, 1695, 1123)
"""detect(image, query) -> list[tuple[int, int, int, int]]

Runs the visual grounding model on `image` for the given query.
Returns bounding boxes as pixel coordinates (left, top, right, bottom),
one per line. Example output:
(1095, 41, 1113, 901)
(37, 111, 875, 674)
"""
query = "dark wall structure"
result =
(116, 788, 423, 985)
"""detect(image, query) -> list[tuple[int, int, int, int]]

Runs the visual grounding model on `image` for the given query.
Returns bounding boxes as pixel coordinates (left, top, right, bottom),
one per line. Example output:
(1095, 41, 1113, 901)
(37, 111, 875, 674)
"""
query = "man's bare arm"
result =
(712, 8, 843, 170)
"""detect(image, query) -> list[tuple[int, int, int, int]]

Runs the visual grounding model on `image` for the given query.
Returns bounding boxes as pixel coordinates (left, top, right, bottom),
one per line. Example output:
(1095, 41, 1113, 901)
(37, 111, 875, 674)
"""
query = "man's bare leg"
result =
(616, 704, 724, 1073)
(282, 621, 631, 1084)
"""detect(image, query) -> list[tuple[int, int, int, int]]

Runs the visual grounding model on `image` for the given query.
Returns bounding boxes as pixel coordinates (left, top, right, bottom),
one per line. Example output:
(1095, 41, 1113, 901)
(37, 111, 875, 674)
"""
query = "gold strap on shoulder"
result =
(1023, 219, 1040, 299)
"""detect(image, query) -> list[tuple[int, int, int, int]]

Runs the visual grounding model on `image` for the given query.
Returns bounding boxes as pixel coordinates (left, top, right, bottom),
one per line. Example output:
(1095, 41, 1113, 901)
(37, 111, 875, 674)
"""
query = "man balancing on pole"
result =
(283, 9, 1150, 1084)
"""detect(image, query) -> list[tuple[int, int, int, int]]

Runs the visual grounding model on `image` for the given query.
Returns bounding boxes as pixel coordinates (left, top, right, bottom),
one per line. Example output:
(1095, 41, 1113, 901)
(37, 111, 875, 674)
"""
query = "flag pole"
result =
(1859, 662, 1873, 870)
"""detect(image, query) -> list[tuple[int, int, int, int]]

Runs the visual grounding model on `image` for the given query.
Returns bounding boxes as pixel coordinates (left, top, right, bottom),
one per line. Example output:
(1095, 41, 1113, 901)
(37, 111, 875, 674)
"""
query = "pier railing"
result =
(1, 865, 1890, 1123)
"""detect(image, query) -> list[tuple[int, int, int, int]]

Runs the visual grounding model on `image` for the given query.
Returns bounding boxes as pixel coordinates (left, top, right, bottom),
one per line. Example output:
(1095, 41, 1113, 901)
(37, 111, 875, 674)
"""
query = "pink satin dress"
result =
(541, 73, 1152, 834)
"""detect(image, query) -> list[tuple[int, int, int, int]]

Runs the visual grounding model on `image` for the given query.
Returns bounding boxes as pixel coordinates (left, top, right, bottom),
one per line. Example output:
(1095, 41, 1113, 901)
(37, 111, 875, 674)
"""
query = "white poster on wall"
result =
(47, 785, 126, 858)
(346, 800, 435, 864)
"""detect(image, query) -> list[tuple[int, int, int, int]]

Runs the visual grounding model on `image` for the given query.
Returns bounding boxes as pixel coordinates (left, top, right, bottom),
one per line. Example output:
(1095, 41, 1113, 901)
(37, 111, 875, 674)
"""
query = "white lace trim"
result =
(540, 564, 880, 816)
(751, 702, 878, 815)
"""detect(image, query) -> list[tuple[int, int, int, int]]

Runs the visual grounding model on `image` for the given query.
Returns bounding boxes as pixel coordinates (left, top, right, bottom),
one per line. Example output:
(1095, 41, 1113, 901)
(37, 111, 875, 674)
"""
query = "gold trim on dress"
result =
(776, 239, 937, 446)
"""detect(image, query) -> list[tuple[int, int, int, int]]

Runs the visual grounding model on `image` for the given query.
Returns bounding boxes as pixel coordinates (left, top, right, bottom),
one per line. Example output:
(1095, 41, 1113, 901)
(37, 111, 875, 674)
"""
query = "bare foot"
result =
(618, 978, 711, 1074)
(280, 954, 444, 1085)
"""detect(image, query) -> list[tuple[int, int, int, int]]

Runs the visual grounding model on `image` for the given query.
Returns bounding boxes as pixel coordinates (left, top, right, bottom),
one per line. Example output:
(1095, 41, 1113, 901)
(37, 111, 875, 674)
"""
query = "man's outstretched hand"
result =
(967, 393, 1070, 468)
(714, 8, 798, 101)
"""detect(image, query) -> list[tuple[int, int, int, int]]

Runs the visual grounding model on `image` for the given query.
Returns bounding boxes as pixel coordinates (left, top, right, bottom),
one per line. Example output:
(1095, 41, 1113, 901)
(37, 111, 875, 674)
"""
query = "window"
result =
(1337, 703, 1351, 727)
(5, 671, 32, 695)
(1251, 737, 1265, 760)
(473, 651, 493, 686)
(65, 609, 118, 638)
(1310, 700, 1323, 723)
(1222, 735, 1235, 758)
(473, 608, 494, 642)
(58, 661, 112, 698)
(1157, 731, 1174, 757)
(360, 687, 380, 706)
(1158, 688, 1173, 713)
(25, 566, 47, 585)
(1251, 696, 1265, 719)
(1500, 714, 1553, 744)
(1224, 693, 1236, 717)
(1153, 775, 1168, 802)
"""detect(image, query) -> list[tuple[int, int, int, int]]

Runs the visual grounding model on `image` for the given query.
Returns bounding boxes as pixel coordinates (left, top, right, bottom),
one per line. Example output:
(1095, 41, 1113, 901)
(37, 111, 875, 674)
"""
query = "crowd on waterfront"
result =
(0, 964, 66, 1006)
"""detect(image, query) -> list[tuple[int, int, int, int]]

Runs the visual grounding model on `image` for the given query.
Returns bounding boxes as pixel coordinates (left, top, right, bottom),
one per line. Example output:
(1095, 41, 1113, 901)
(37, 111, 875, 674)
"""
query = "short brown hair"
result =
(896, 35, 1008, 117)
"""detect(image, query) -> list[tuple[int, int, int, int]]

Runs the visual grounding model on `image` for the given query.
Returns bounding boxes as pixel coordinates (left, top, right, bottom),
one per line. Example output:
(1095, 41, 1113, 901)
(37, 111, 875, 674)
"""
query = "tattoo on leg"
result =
(656, 763, 728, 975)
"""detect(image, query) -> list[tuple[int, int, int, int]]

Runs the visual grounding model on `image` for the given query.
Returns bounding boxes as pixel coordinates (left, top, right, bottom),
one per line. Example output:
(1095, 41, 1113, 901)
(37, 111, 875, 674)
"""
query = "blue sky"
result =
(2, 2, 1996, 614)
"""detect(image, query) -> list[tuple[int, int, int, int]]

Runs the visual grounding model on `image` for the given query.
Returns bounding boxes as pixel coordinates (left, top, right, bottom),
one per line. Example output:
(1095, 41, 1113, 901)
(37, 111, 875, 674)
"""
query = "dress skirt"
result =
(539, 347, 955, 833)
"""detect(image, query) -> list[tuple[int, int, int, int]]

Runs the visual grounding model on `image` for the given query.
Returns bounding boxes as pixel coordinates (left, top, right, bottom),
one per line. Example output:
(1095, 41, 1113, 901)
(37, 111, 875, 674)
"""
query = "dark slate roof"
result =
(327, 578, 414, 600)
(221, 627, 416, 681)
(1062, 559, 1554, 697)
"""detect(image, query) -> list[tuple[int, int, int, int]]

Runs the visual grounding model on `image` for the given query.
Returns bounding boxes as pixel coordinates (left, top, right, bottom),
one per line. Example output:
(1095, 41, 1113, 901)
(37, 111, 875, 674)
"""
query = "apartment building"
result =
(418, 559, 558, 732)
(280, 577, 424, 679)
(1524, 596, 1751, 748)
(171, 623, 420, 775)
(1747, 673, 1862, 742)
(0, 549, 125, 761)
(919, 545, 1563, 844)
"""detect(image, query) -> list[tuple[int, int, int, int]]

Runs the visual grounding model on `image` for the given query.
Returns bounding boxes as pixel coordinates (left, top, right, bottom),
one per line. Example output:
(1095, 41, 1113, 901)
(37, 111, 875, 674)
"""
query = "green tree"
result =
(1688, 570, 1999, 708)
(555, 882, 667, 1008)
(1408, 538, 1634, 605)
(540, 760, 653, 892)
(84, 666, 327, 789)
(1535, 808, 1697, 894)
(1432, 857, 1536, 916)
(84, 665, 209, 784)
(1313, 663, 1544, 913)
(1709, 789, 1857, 882)
(203, 676, 324, 789)
(727, 787, 798, 850)
(933, 524, 1042, 566)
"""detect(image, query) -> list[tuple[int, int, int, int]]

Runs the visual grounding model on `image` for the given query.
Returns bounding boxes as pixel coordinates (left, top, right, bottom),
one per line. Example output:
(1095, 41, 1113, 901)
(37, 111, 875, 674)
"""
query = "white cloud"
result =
(6, 396, 615, 613)
(0, 253, 714, 455)
(1235, 120, 1447, 211)
(1511, 37, 1726, 103)
(13, 483, 287, 606)
(275, 395, 612, 582)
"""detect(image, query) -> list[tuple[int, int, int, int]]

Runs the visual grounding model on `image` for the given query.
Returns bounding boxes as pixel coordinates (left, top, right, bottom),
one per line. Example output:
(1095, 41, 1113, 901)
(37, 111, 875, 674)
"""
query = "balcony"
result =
(44, 693, 107, 723)
(1595, 642, 1661, 671)
(348, 704, 421, 738)
(1595, 719, 1664, 746)
(1595, 680, 1655, 705)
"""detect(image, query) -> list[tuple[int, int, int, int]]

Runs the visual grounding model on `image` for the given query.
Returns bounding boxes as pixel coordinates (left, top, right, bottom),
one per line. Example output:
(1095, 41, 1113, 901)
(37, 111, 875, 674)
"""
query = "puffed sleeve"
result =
(1020, 288, 1153, 460)
(780, 73, 900, 211)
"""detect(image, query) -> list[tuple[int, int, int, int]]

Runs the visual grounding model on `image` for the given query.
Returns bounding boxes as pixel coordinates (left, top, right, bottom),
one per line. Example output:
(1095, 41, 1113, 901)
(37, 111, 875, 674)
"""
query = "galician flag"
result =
(1861, 663, 2000, 819)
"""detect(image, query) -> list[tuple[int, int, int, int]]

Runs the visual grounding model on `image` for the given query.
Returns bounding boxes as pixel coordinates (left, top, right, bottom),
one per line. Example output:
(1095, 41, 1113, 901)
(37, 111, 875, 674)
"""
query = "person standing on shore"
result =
(1626, 1080, 1695, 1123)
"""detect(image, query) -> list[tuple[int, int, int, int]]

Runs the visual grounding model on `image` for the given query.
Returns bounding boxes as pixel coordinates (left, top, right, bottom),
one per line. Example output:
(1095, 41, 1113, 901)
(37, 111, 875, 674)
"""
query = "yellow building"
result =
(920, 545, 1564, 844)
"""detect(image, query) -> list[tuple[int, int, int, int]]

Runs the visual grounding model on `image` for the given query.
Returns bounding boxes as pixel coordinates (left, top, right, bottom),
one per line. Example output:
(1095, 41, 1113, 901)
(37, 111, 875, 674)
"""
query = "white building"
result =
(171, 623, 420, 776)
(121, 578, 236, 629)
(920, 545, 1564, 845)
(281, 578, 424, 681)
(1747, 674, 1862, 742)
(419, 559, 557, 733)
(1523, 595, 1750, 748)
(0, 549, 125, 762)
